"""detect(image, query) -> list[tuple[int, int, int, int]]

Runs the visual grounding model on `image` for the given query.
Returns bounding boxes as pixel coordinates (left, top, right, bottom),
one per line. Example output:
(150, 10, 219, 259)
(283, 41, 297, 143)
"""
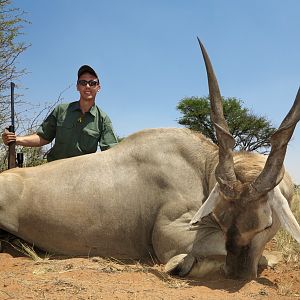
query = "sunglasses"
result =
(77, 80, 99, 87)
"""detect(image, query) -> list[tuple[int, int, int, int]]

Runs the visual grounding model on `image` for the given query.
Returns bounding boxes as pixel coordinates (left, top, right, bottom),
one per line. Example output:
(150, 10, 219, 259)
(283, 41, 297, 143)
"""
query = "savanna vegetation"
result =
(177, 96, 276, 154)
(0, 0, 46, 170)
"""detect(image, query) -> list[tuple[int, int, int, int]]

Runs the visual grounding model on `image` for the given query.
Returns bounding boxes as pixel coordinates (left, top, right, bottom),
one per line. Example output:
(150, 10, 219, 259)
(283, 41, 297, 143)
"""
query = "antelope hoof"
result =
(259, 250, 283, 268)
(165, 254, 196, 277)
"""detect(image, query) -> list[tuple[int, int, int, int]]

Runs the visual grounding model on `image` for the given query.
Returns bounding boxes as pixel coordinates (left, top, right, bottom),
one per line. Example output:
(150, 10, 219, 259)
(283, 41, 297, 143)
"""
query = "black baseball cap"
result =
(77, 65, 98, 80)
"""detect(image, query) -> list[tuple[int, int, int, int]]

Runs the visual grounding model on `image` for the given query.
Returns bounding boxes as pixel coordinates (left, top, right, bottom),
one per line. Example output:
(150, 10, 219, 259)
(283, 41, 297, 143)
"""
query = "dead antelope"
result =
(0, 40, 299, 280)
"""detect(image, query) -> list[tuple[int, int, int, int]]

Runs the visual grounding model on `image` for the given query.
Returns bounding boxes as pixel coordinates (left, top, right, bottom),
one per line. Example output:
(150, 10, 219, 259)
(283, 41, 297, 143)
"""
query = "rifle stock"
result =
(8, 82, 16, 169)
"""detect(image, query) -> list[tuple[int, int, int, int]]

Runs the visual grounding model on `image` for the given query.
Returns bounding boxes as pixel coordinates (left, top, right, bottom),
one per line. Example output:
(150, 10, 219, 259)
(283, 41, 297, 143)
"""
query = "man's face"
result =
(77, 72, 100, 102)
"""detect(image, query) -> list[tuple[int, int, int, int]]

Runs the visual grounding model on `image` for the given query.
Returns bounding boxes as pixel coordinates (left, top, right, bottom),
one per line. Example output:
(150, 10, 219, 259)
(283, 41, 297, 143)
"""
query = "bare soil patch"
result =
(0, 240, 299, 300)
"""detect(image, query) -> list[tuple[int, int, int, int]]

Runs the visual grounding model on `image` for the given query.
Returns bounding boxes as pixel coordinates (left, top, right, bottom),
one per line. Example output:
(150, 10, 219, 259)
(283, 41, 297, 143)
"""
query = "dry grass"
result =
(0, 236, 51, 262)
(274, 187, 300, 264)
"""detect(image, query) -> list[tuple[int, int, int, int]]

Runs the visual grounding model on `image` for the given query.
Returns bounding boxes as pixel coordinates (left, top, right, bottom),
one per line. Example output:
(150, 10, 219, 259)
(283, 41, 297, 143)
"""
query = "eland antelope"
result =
(0, 40, 299, 280)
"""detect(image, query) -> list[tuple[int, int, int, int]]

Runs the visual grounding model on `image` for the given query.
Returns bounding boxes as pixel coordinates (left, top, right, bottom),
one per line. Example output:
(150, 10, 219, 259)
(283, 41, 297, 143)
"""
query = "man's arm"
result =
(17, 133, 50, 147)
(3, 105, 58, 148)
(2, 130, 50, 147)
(99, 115, 118, 151)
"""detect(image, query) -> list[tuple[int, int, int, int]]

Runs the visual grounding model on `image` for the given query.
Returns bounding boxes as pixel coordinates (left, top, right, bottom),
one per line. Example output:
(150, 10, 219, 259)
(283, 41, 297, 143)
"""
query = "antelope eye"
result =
(264, 223, 272, 230)
(265, 215, 273, 229)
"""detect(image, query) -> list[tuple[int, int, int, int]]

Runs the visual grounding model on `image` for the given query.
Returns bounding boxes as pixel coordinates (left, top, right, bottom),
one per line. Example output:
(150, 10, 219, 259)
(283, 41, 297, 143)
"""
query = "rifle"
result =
(7, 82, 16, 169)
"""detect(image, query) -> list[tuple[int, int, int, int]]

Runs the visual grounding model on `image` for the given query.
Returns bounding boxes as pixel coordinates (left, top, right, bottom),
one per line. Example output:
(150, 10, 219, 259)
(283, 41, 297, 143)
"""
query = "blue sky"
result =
(13, 0, 300, 183)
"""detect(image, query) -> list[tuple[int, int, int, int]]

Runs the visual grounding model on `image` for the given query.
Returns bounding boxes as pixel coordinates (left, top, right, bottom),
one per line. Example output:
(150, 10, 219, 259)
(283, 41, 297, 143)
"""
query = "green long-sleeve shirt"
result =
(37, 101, 118, 162)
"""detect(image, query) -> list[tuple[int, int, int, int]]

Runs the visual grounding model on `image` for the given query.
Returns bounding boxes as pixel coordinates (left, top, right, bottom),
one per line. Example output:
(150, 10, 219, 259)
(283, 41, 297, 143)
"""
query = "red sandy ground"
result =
(0, 241, 299, 300)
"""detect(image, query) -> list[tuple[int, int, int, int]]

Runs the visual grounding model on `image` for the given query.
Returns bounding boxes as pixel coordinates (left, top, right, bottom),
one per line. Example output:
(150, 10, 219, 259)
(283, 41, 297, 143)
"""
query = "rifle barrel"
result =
(10, 82, 15, 131)
(8, 82, 16, 169)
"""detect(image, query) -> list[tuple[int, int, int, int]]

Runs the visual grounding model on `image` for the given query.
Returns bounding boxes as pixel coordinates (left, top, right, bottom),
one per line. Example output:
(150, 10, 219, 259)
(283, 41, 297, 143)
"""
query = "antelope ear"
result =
(269, 186, 300, 244)
(189, 184, 220, 227)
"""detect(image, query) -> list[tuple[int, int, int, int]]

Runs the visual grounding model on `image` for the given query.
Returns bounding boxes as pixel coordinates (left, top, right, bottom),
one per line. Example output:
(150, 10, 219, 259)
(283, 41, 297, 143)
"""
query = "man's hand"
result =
(2, 129, 16, 145)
